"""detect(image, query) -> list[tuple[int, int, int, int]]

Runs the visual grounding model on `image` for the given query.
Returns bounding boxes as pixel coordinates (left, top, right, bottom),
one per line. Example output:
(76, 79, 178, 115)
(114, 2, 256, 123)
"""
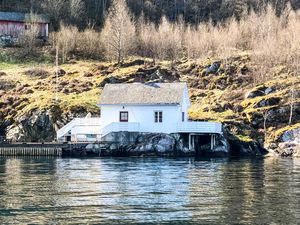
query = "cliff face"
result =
(0, 55, 299, 156)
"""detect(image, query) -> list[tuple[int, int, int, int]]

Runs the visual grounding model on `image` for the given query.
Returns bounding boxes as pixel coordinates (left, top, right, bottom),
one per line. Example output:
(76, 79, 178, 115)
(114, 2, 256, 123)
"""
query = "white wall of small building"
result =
(100, 104, 186, 134)
(99, 86, 191, 134)
(181, 87, 191, 122)
(0, 21, 49, 37)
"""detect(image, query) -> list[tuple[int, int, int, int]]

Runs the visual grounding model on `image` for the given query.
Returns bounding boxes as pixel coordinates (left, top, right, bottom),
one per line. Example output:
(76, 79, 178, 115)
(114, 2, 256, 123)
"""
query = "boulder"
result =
(57, 69, 66, 77)
(268, 126, 300, 157)
(255, 97, 281, 108)
(0, 79, 16, 91)
(280, 127, 300, 143)
(24, 68, 49, 79)
(83, 72, 94, 77)
(154, 135, 175, 154)
(0, 72, 7, 77)
(98, 77, 122, 87)
(205, 61, 221, 75)
(245, 85, 274, 99)
(265, 87, 274, 95)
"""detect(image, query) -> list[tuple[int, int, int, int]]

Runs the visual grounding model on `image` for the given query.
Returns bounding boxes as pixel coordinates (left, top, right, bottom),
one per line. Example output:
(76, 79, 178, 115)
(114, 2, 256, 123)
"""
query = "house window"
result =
(25, 24, 31, 30)
(120, 111, 128, 122)
(182, 112, 185, 122)
(154, 111, 163, 123)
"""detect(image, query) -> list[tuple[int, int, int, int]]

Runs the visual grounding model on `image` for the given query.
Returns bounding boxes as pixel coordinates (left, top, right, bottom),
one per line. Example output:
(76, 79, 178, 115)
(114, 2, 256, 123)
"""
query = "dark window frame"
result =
(119, 111, 129, 122)
(25, 24, 31, 30)
(154, 111, 163, 123)
(182, 112, 185, 122)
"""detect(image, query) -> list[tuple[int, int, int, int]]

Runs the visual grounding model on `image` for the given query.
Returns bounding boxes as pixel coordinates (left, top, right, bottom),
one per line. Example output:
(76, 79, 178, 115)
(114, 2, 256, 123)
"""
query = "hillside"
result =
(0, 54, 299, 154)
(1, 0, 299, 30)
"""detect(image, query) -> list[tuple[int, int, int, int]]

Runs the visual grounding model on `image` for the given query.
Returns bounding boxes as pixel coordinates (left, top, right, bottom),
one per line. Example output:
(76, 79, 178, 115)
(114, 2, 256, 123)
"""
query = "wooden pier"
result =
(0, 143, 66, 157)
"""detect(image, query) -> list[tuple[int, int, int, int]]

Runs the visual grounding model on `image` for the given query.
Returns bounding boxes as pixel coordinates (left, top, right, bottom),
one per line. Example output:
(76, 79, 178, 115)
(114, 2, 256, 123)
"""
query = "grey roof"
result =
(100, 82, 187, 105)
(0, 12, 49, 23)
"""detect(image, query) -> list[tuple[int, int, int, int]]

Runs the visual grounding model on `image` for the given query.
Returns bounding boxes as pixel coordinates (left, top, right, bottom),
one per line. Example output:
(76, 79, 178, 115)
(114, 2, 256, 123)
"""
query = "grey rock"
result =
(268, 127, 300, 158)
(245, 85, 272, 99)
(155, 135, 175, 153)
(6, 110, 56, 142)
(281, 128, 300, 143)
(265, 142, 278, 150)
(205, 61, 221, 75)
(264, 87, 274, 95)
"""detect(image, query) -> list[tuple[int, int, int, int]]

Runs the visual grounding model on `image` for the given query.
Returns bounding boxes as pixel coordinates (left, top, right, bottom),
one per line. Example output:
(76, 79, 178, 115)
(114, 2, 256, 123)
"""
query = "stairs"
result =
(57, 119, 77, 140)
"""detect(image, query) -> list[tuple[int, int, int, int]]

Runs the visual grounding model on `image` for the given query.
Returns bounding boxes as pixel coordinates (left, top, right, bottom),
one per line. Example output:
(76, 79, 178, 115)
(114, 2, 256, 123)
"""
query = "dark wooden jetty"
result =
(0, 132, 122, 157)
(0, 143, 66, 157)
(0, 142, 116, 157)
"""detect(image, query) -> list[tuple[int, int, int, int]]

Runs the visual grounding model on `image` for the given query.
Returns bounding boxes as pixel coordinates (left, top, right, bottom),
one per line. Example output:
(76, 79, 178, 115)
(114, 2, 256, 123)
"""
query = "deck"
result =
(57, 118, 223, 143)
(100, 121, 222, 135)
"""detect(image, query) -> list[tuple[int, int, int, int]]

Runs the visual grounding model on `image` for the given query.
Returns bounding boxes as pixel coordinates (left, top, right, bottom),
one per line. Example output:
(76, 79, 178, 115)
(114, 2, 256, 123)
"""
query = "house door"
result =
(119, 111, 129, 122)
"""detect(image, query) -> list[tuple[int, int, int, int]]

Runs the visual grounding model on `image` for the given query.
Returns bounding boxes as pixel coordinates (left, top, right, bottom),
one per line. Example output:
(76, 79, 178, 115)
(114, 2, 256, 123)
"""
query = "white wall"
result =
(0, 21, 48, 37)
(100, 104, 184, 134)
(99, 86, 191, 134)
(181, 87, 191, 122)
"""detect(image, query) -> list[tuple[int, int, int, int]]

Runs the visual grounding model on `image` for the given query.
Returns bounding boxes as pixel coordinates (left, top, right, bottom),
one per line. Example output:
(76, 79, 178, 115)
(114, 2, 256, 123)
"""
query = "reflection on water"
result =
(0, 157, 299, 224)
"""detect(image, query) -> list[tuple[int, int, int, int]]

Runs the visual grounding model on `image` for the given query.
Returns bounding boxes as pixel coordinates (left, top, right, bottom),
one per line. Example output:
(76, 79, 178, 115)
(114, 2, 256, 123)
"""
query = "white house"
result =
(57, 82, 222, 149)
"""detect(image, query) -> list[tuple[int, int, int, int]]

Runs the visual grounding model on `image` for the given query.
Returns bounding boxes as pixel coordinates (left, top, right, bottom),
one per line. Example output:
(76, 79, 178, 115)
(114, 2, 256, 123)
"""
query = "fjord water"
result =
(0, 157, 299, 224)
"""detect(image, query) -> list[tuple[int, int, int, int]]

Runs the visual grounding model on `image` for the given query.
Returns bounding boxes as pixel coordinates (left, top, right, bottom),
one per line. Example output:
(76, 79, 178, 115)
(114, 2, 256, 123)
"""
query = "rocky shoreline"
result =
(62, 131, 267, 158)
(1, 57, 299, 158)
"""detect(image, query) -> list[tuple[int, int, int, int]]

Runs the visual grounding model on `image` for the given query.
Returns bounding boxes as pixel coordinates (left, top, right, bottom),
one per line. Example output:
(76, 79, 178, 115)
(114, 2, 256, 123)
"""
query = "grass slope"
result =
(0, 54, 299, 143)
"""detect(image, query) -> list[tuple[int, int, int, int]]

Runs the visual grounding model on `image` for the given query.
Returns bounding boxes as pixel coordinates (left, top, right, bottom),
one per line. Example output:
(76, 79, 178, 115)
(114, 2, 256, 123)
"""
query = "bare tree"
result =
(42, 0, 66, 30)
(263, 108, 270, 141)
(138, 17, 159, 63)
(70, 0, 85, 24)
(55, 24, 78, 63)
(101, 0, 135, 64)
(55, 45, 59, 102)
(289, 78, 295, 125)
(18, 13, 40, 57)
(289, 53, 299, 125)
(157, 16, 182, 62)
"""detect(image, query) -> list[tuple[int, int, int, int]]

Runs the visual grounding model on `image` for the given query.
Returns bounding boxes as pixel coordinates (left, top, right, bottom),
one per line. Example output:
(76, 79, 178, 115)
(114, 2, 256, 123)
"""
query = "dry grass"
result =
(138, 4, 300, 84)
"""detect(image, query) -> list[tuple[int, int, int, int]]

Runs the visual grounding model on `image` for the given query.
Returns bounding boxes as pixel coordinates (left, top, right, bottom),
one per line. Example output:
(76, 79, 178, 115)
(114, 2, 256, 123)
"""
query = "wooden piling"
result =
(0, 146, 63, 157)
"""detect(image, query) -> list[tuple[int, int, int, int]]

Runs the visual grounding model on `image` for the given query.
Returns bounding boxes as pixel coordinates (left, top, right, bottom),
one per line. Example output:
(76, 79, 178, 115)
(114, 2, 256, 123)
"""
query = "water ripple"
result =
(0, 157, 299, 224)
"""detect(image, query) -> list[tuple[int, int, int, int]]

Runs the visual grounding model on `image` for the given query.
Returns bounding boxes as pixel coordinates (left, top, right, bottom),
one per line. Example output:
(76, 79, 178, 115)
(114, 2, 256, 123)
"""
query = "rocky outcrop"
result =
(66, 131, 265, 157)
(101, 132, 194, 157)
(5, 105, 93, 142)
(6, 110, 57, 142)
(266, 127, 300, 157)
(245, 85, 274, 99)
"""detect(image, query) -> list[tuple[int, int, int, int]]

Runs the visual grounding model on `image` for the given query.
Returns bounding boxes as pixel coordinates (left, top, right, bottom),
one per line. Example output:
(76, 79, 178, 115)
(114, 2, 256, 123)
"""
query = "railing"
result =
(57, 119, 76, 139)
(73, 135, 102, 143)
(73, 118, 101, 126)
(176, 122, 222, 134)
(101, 122, 140, 137)
(57, 118, 101, 139)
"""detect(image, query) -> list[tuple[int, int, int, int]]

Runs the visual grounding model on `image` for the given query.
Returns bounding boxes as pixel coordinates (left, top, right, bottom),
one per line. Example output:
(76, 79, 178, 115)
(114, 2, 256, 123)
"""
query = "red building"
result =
(0, 11, 49, 38)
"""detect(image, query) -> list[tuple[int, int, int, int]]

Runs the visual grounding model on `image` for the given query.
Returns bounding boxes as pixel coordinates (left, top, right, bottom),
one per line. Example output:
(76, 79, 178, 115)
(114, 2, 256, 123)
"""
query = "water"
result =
(0, 157, 299, 224)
